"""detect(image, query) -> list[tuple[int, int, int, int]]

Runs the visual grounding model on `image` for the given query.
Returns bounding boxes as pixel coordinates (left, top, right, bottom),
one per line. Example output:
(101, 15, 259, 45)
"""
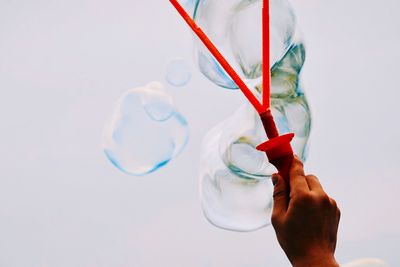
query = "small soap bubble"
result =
(165, 58, 192, 87)
(343, 258, 390, 267)
(103, 82, 189, 176)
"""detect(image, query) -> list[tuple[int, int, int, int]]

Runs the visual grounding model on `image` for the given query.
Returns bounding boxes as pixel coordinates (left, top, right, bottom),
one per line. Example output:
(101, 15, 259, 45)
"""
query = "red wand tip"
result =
(257, 111, 295, 181)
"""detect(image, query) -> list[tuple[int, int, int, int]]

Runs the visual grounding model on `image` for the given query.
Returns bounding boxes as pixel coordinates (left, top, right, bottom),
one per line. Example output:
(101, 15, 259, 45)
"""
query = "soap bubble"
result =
(191, 0, 312, 231)
(200, 118, 274, 232)
(103, 82, 189, 176)
(220, 95, 311, 179)
(270, 43, 306, 97)
(181, 0, 197, 13)
(343, 258, 390, 267)
(165, 58, 192, 87)
(193, 0, 297, 89)
(142, 81, 174, 121)
(200, 95, 311, 231)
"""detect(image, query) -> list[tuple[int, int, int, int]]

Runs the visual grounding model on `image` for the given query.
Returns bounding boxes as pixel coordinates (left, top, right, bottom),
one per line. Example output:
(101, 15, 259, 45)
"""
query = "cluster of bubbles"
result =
(103, 15, 196, 176)
(194, 0, 312, 231)
(102, 0, 309, 232)
(103, 82, 189, 176)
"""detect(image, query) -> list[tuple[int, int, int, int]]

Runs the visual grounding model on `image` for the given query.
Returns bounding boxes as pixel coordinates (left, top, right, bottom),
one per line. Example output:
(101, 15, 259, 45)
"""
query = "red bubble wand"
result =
(169, 0, 295, 180)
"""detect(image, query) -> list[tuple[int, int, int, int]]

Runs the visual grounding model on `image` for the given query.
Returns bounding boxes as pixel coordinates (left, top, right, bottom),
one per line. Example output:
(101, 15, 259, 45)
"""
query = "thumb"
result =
(271, 173, 289, 223)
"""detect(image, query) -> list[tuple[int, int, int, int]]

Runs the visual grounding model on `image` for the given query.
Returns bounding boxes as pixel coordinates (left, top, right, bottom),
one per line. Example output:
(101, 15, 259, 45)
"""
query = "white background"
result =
(0, 0, 399, 266)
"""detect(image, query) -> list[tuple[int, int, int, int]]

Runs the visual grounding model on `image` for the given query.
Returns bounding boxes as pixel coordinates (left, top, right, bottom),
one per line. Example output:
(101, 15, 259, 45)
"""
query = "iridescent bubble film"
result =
(343, 258, 390, 267)
(200, 117, 274, 232)
(181, 0, 197, 12)
(196, 0, 311, 232)
(165, 58, 192, 87)
(103, 82, 189, 176)
(200, 96, 311, 231)
(193, 0, 296, 89)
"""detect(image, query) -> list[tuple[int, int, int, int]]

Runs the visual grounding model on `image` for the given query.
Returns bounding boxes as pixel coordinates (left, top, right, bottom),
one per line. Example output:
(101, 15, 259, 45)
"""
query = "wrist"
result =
(292, 252, 339, 267)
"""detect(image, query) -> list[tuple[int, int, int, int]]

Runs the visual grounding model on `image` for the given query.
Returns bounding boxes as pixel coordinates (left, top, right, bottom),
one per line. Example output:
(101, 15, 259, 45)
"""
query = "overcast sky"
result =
(0, 0, 399, 266)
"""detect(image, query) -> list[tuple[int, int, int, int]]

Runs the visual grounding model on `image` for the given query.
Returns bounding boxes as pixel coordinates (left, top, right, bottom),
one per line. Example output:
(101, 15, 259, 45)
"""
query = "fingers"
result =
(305, 174, 324, 193)
(289, 156, 309, 194)
(271, 173, 289, 224)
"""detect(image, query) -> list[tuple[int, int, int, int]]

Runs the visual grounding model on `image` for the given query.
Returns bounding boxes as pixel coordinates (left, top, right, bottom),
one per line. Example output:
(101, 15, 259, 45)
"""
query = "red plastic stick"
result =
(169, 0, 265, 114)
(169, 0, 295, 181)
(262, 2, 271, 110)
(259, 1, 294, 181)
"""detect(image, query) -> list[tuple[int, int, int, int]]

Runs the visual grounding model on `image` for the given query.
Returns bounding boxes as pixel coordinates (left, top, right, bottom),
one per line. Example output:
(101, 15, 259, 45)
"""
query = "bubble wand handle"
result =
(262, 1, 271, 110)
(169, 0, 265, 114)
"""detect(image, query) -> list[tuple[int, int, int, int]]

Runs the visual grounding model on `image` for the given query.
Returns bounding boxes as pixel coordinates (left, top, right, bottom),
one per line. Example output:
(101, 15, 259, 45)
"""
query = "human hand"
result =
(271, 157, 341, 267)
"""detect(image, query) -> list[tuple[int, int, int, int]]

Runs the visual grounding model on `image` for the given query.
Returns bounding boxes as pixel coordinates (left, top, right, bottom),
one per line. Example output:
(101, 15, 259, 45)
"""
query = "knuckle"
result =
(315, 193, 330, 205)
(330, 198, 338, 208)
(337, 207, 341, 220)
(294, 192, 330, 207)
(322, 194, 332, 204)
(291, 159, 304, 173)
(271, 214, 278, 225)
(271, 213, 282, 227)
(293, 156, 304, 167)
(306, 174, 319, 181)
(273, 189, 286, 200)
(293, 192, 313, 204)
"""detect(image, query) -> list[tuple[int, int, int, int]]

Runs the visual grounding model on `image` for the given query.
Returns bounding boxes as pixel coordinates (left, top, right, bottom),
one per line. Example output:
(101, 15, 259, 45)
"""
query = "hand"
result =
(271, 157, 341, 267)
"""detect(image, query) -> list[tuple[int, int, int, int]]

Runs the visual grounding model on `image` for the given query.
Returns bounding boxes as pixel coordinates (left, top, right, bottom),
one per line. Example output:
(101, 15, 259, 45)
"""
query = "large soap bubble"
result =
(194, 0, 311, 231)
(343, 258, 390, 267)
(103, 82, 189, 176)
(181, 0, 197, 13)
(200, 117, 274, 232)
(221, 98, 310, 176)
(270, 42, 306, 97)
(192, 0, 297, 89)
(200, 94, 311, 231)
(199, 40, 310, 230)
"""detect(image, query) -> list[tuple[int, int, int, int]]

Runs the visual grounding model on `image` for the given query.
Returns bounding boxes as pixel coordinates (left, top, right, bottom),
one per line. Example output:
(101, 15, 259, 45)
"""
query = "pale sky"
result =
(0, 0, 399, 266)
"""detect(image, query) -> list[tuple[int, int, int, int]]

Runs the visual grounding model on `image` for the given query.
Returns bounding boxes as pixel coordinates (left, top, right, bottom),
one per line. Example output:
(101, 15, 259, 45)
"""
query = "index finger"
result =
(289, 156, 309, 194)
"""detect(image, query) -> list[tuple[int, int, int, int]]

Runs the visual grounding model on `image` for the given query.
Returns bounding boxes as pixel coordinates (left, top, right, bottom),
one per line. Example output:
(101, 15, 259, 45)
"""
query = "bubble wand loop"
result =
(169, 0, 295, 180)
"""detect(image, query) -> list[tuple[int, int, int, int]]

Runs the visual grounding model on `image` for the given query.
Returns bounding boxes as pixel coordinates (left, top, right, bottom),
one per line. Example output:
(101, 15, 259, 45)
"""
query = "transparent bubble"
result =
(273, 95, 311, 159)
(343, 258, 390, 267)
(270, 43, 306, 97)
(142, 81, 174, 121)
(218, 103, 271, 179)
(165, 58, 192, 87)
(181, 0, 197, 13)
(103, 82, 189, 176)
(200, 119, 274, 232)
(219, 95, 311, 179)
(200, 95, 311, 231)
(192, 0, 311, 232)
(193, 0, 296, 89)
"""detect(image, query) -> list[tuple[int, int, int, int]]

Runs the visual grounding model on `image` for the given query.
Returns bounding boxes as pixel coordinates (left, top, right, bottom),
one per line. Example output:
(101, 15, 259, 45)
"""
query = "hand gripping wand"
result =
(169, 0, 295, 181)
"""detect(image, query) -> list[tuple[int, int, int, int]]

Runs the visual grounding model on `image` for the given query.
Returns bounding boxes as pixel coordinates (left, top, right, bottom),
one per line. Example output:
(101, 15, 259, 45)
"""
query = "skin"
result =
(271, 157, 341, 267)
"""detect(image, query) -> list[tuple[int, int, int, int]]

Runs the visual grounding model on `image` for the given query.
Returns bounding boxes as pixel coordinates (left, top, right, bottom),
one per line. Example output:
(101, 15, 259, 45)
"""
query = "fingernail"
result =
(271, 174, 278, 186)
